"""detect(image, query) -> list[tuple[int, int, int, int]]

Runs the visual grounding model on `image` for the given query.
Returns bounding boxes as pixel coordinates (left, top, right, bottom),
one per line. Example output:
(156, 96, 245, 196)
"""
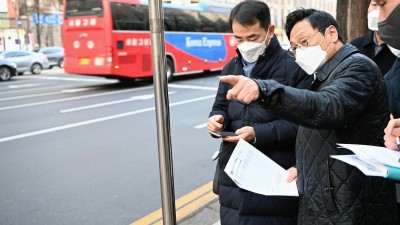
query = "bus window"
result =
(164, 8, 177, 31)
(199, 12, 219, 32)
(175, 10, 201, 32)
(111, 3, 149, 31)
(65, 0, 104, 18)
(217, 14, 231, 33)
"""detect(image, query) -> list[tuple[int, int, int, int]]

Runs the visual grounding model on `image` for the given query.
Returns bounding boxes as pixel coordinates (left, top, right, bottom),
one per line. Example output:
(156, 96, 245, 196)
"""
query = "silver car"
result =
(0, 50, 49, 75)
(0, 59, 18, 81)
(38, 46, 64, 69)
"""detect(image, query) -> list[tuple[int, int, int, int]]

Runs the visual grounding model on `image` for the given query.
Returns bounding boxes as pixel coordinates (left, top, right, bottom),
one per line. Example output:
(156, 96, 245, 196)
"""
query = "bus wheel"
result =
(166, 58, 174, 82)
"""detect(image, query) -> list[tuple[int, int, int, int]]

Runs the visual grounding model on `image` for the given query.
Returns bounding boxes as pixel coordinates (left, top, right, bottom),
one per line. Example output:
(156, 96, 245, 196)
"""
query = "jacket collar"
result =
(361, 31, 376, 47)
(315, 44, 359, 82)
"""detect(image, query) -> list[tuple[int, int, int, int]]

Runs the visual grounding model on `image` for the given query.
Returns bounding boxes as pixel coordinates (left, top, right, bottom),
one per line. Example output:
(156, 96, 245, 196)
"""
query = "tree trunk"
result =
(336, 0, 370, 43)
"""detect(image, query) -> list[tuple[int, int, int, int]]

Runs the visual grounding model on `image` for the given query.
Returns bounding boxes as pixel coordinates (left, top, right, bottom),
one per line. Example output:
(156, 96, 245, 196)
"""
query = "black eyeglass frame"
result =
(287, 27, 328, 57)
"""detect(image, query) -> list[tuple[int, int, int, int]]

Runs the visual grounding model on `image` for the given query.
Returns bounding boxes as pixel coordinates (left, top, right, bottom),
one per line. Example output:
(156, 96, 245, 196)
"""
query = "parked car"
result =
(0, 50, 49, 75)
(0, 59, 17, 81)
(38, 46, 64, 68)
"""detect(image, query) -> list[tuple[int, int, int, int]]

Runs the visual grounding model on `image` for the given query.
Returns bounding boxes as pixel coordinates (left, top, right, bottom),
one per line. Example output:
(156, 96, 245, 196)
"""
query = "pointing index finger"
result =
(220, 75, 239, 85)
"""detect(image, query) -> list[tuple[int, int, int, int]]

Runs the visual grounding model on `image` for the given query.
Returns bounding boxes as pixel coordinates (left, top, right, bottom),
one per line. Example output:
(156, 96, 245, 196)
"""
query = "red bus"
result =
(62, 0, 237, 81)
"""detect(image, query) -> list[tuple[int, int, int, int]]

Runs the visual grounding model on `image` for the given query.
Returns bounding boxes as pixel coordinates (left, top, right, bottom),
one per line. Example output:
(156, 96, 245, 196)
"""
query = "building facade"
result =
(0, 0, 62, 51)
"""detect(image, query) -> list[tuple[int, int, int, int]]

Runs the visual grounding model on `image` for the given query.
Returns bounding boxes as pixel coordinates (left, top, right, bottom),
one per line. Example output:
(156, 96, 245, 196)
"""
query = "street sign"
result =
(33, 14, 63, 25)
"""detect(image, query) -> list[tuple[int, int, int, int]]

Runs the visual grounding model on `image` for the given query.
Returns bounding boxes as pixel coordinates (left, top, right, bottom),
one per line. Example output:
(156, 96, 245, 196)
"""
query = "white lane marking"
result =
(8, 84, 42, 88)
(194, 123, 207, 129)
(0, 94, 215, 143)
(61, 87, 98, 93)
(0, 91, 60, 102)
(0, 86, 153, 111)
(0, 87, 101, 102)
(60, 92, 176, 113)
(168, 84, 217, 91)
(0, 84, 89, 95)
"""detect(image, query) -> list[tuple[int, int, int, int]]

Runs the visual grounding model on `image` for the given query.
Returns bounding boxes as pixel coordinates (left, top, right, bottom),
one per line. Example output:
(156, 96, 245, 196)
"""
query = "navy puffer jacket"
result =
(209, 35, 313, 225)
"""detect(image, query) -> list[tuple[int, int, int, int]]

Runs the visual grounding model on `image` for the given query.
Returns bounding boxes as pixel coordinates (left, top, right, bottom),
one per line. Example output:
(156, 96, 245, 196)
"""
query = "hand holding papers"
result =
(331, 144, 400, 181)
(224, 139, 298, 196)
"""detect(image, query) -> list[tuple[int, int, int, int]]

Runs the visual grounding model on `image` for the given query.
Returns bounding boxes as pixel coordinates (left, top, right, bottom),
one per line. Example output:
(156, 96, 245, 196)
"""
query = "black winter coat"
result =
(385, 58, 400, 118)
(256, 44, 398, 225)
(350, 31, 396, 75)
(209, 36, 313, 225)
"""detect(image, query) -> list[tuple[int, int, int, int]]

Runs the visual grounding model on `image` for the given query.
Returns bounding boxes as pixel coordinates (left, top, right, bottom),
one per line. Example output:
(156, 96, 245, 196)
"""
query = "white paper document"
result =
(336, 144, 400, 168)
(330, 155, 388, 177)
(224, 139, 298, 196)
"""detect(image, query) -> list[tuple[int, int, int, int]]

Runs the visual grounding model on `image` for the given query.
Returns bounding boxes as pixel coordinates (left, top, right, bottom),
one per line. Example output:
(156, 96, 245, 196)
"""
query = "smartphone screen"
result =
(209, 130, 237, 138)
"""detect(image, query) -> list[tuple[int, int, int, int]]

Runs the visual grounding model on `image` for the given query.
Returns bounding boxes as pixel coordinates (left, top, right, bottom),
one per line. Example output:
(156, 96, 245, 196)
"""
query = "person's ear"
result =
(268, 25, 275, 38)
(327, 25, 339, 42)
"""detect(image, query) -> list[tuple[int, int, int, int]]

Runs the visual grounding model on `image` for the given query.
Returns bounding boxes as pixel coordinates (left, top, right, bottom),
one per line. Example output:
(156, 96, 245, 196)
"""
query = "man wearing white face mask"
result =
(217, 8, 398, 224)
(351, 0, 396, 75)
(207, 1, 312, 224)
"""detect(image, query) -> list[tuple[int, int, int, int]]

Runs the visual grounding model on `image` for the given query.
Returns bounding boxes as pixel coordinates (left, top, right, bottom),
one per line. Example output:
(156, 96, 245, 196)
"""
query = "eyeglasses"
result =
(287, 29, 324, 57)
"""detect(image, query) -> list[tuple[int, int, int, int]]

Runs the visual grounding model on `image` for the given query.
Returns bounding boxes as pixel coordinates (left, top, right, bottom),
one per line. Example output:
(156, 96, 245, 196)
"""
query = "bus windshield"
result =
(65, 0, 104, 18)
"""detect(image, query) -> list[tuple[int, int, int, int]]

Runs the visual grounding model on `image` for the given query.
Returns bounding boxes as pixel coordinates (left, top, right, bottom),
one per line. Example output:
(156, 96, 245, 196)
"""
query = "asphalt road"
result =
(0, 69, 222, 225)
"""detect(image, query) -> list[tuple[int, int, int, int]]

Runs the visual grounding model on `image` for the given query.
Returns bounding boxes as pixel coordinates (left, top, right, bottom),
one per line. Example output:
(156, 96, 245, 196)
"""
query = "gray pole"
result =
(148, 0, 176, 224)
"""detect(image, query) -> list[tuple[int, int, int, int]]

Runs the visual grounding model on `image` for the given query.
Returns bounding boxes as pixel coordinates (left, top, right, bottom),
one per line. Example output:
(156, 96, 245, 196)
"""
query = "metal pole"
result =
(148, 0, 176, 224)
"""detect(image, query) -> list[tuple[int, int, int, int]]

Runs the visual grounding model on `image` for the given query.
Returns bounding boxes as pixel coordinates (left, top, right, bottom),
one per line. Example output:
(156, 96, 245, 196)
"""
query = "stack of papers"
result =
(224, 139, 298, 196)
(332, 144, 400, 181)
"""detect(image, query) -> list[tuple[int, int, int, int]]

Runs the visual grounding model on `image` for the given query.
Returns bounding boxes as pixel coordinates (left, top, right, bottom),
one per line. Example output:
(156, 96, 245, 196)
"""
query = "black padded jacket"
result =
(255, 44, 398, 225)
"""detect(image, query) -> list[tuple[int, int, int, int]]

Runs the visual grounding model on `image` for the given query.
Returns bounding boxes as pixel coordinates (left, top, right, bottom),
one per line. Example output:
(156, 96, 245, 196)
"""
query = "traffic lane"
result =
(0, 75, 222, 224)
(0, 97, 221, 225)
(0, 73, 117, 96)
(0, 83, 217, 140)
(0, 115, 161, 225)
(0, 83, 154, 138)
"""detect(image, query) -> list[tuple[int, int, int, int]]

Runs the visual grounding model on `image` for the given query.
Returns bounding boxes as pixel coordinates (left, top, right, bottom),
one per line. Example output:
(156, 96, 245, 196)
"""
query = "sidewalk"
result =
(178, 198, 220, 225)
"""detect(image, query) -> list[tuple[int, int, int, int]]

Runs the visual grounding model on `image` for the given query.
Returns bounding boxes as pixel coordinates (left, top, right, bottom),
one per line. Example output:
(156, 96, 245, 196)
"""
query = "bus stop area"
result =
(179, 199, 220, 225)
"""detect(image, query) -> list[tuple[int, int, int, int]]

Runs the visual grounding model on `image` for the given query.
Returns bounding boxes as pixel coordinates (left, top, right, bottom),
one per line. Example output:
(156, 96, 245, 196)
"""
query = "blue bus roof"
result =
(140, 0, 235, 14)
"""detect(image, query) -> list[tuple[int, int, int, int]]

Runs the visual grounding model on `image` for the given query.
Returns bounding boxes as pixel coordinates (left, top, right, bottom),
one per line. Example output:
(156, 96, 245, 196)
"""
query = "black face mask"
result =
(378, 4, 400, 49)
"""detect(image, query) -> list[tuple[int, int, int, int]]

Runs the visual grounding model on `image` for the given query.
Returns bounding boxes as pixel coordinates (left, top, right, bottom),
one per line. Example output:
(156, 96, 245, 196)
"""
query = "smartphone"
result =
(209, 130, 237, 138)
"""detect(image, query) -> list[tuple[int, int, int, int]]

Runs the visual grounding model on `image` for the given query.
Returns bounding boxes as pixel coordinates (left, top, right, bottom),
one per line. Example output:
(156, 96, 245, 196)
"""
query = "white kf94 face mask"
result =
(295, 45, 327, 75)
(295, 32, 332, 75)
(237, 31, 269, 63)
(368, 9, 380, 31)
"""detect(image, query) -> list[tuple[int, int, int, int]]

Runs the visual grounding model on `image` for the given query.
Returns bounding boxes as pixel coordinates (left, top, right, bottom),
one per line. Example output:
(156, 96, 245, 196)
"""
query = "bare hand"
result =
(208, 115, 224, 132)
(384, 118, 400, 151)
(223, 126, 255, 143)
(220, 75, 260, 104)
(286, 167, 297, 183)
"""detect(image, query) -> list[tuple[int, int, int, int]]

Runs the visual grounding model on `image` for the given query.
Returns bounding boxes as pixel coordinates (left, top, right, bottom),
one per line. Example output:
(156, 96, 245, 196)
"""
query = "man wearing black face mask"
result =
(378, 0, 400, 220)
(350, 0, 396, 75)
(378, 0, 400, 120)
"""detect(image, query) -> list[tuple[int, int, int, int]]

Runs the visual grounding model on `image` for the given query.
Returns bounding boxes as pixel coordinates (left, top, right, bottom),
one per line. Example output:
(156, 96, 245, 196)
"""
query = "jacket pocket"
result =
(318, 160, 338, 216)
